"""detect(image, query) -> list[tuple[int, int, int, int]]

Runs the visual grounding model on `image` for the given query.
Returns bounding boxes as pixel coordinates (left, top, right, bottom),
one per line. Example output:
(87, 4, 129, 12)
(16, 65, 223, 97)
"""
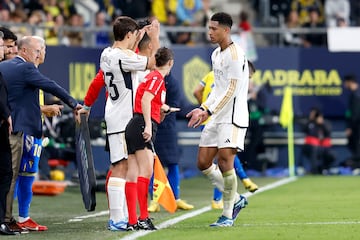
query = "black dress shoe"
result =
(7, 220, 29, 234)
(0, 223, 17, 235)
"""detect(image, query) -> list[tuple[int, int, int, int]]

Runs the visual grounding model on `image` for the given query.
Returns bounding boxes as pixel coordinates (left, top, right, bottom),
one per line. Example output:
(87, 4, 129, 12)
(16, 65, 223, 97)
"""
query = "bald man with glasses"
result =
(0, 36, 81, 232)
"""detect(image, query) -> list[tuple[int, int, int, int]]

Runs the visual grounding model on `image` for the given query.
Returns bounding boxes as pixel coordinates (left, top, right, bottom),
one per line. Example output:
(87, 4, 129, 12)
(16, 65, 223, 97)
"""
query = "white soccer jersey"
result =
(203, 43, 249, 127)
(133, 68, 150, 92)
(100, 47, 148, 134)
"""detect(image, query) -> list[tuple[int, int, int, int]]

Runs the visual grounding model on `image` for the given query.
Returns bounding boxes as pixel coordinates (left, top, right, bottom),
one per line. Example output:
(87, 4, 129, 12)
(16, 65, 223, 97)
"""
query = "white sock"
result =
(107, 177, 126, 222)
(202, 163, 224, 192)
(222, 169, 237, 219)
(123, 194, 128, 219)
(18, 216, 30, 223)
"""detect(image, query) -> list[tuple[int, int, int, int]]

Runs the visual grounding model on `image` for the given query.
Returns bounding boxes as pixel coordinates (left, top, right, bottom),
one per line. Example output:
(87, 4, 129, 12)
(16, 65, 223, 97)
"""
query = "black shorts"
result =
(125, 114, 158, 154)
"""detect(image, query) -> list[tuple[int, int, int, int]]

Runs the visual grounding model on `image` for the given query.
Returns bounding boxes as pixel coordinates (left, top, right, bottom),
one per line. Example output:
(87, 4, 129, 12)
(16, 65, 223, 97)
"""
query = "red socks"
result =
(137, 177, 150, 220)
(125, 176, 150, 224)
(125, 182, 137, 225)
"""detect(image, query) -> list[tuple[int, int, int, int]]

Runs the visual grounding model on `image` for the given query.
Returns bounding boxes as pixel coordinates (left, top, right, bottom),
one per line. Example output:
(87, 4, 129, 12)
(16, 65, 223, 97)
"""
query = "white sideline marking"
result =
(121, 176, 297, 240)
(242, 221, 360, 227)
(68, 210, 109, 222)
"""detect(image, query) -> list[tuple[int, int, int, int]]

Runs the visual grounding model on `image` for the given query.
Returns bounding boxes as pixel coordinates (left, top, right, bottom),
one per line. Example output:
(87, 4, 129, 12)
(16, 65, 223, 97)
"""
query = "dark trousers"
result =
(0, 123, 12, 222)
(348, 126, 360, 161)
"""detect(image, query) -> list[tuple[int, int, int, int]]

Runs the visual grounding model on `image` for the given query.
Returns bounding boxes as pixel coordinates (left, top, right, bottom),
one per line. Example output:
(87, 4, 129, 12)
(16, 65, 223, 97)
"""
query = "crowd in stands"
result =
(275, 0, 354, 47)
(0, 0, 359, 47)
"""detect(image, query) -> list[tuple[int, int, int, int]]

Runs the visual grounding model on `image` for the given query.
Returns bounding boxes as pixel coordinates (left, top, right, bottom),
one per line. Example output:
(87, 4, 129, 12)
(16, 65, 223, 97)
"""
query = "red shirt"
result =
(134, 70, 166, 124)
(239, 21, 251, 32)
(84, 69, 108, 106)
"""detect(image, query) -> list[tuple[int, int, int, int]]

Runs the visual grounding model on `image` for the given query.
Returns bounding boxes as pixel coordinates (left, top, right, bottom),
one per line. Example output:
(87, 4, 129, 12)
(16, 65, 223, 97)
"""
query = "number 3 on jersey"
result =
(105, 72, 119, 101)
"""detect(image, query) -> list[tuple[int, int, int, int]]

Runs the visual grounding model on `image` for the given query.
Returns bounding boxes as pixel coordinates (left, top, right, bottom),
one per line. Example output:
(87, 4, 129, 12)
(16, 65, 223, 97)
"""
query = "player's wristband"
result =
(206, 109, 212, 116)
(83, 105, 91, 111)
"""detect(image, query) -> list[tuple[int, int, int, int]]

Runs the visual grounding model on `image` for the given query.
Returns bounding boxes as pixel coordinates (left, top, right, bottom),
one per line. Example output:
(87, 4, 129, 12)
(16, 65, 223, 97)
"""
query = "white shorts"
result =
(108, 132, 128, 163)
(199, 121, 247, 151)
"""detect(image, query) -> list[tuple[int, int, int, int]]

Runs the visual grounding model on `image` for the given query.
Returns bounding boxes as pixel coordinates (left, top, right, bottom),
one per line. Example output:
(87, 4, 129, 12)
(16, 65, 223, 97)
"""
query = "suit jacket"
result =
(0, 56, 78, 138)
(154, 73, 181, 165)
(0, 72, 10, 122)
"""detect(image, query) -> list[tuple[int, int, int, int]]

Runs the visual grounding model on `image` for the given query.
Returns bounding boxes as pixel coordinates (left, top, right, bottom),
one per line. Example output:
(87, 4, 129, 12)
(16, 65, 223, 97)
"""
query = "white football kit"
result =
(200, 43, 249, 150)
(100, 47, 148, 133)
(100, 47, 147, 162)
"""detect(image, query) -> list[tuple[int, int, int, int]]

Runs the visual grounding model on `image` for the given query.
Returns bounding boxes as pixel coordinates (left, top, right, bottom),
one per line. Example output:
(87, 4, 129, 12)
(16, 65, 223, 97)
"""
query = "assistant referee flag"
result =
(152, 155, 177, 213)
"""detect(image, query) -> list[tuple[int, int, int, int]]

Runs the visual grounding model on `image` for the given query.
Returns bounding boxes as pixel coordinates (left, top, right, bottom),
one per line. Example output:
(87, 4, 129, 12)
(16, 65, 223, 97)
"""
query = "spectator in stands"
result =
(23, 0, 44, 14)
(10, 0, 25, 12)
(343, 75, 360, 165)
(96, 0, 116, 18)
(268, 0, 291, 21)
(26, 10, 46, 37)
(164, 11, 179, 44)
(282, 10, 303, 46)
(118, 0, 151, 20)
(43, 0, 61, 18)
(176, 0, 203, 25)
(193, 0, 214, 43)
(45, 13, 68, 46)
(8, 9, 27, 39)
(63, 13, 84, 46)
(336, 17, 349, 27)
(9, 9, 27, 24)
(239, 11, 252, 32)
(233, 10, 257, 61)
(301, 108, 334, 174)
(164, 11, 193, 45)
(175, 23, 194, 45)
(324, 0, 350, 27)
(0, 6, 10, 22)
(95, 11, 112, 47)
(151, 0, 177, 24)
(350, 0, 360, 26)
(57, 0, 77, 19)
(44, 11, 57, 46)
(291, 0, 324, 25)
(301, 7, 326, 47)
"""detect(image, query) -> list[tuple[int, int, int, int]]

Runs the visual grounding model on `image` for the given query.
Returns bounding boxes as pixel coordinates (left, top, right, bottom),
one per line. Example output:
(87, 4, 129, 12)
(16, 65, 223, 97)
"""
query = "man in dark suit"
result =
(344, 75, 360, 166)
(0, 36, 81, 231)
(0, 31, 17, 235)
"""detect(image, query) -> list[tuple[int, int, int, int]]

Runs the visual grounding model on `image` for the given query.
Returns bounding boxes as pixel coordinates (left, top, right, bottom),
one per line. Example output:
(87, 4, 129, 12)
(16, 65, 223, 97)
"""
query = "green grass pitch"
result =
(14, 176, 360, 240)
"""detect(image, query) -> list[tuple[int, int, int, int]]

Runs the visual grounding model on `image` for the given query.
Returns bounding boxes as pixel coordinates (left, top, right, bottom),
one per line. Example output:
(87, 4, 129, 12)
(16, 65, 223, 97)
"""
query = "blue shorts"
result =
(19, 134, 42, 173)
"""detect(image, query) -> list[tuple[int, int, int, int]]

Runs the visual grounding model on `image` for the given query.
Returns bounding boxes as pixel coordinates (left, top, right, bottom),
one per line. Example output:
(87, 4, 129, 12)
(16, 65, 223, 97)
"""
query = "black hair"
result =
(239, 11, 249, 22)
(137, 18, 151, 29)
(137, 19, 151, 51)
(0, 27, 17, 41)
(113, 16, 138, 41)
(210, 12, 233, 28)
(308, 7, 320, 15)
(310, 106, 321, 115)
(344, 74, 357, 83)
(155, 47, 173, 67)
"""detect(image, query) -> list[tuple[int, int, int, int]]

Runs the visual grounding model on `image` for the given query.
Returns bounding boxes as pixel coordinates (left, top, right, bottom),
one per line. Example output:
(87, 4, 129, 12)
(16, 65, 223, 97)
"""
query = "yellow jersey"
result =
(200, 71, 215, 125)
